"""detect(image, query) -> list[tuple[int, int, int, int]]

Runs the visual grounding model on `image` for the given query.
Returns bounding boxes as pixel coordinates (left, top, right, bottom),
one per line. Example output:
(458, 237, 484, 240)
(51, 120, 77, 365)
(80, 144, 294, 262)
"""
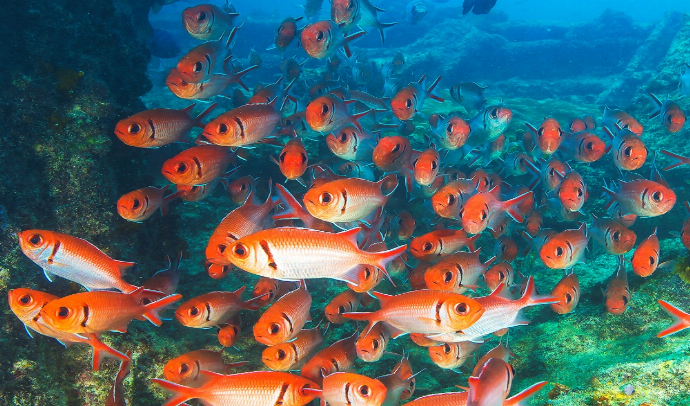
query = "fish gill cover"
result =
(2, 0, 690, 405)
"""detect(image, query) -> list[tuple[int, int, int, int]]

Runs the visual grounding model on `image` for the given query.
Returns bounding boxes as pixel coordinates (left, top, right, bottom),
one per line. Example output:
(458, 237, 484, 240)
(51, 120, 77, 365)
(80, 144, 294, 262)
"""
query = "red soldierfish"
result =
(166, 63, 258, 99)
(331, 0, 398, 43)
(409, 229, 479, 262)
(326, 125, 376, 162)
(550, 271, 580, 314)
(430, 178, 478, 219)
(604, 126, 647, 171)
(273, 137, 308, 184)
(17, 230, 138, 293)
(272, 184, 334, 232)
(162, 145, 236, 186)
(253, 283, 312, 346)
(300, 330, 358, 385)
(326, 290, 361, 324)
(631, 228, 663, 277)
(461, 189, 533, 235)
(402, 381, 548, 406)
(428, 341, 481, 370)
(372, 135, 413, 172)
(602, 106, 643, 136)
(429, 113, 471, 150)
(424, 250, 494, 294)
(183, 4, 239, 40)
(539, 223, 588, 269)
(648, 93, 685, 133)
(556, 131, 606, 163)
(555, 169, 587, 213)
(201, 98, 283, 146)
(300, 20, 366, 59)
(163, 349, 247, 385)
(525, 117, 563, 154)
(604, 261, 631, 315)
(176, 29, 238, 83)
(117, 185, 183, 222)
(272, 17, 304, 51)
(412, 144, 441, 186)
(484, 261, 514, 292)
(391, 75, 443, 120)
(590, 215, 636, 255)
(305, 94, 372, 133)
(601, 179, 676, 217)
(262, 326, 324, 371)
(306, 372, 387, 406)
(467, 358, 514, 406)
(175, 287, 261, 329)
(657, 300, 690, 338)
(355, 322, 389, 362)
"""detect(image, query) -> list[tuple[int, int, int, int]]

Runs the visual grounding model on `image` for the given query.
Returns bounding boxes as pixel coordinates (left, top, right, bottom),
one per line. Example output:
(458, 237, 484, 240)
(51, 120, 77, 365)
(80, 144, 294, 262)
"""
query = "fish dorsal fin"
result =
(337, 228, 362, 246)
(115, 261, 136, 277)
(371, 291, 393, 307)
(489, 283, 511, 299)
(233, 285, 247, 296)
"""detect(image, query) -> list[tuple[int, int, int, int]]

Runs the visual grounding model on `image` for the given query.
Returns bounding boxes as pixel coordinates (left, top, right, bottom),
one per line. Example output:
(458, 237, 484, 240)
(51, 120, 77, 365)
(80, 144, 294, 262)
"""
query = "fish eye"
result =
(537, 128, 544, 137)
(364, 267, 372, 279)
(431, 160, 438, 170)
(392, 143, 401, 153)
(217, 244, 227, 254)
(490, 108, 498, 119)
(321, 103, 330, 115)
(586, 142, 594, 150)
(372, 339, 379, 349)
(446, 123, 454, 134)
(423, 242, 433, 252)
(667, 115, 674, 123)
(359, 385, 370, 397)
(193, 61, 203, 73)
(565, 292, 573, 303)
(556, 246, 564, 257)
(57, 307, 71, 319)
(279, 152, 287, 163)
(622, 296, 629, 306)
(549, 168, 555, 176)
(499, 271, 505, 280)
(218, 123, 229, 134)
(269, 323, 281, 335)
(179, 363, 189, 374)
(189, 306, 199, 316)
(652, 191, 662, 202)
(338, 305, 346, 314)
(443, 343, 451, 353)
(176, 162, 188, 173)
(233, 243, 248, 258)
(443, 271, 453, 283)
(501, 244, 507, 252)
(339, 131, 348, 142)
(132, 198, 140, 209)
(19, 294, 33, 305)
(319, 192, 333, 205)
(276, 349, 287, 360)
(128, 123, 141, 134)
(240, 183, 247, 191)
(481, 211, 487, 220)
(316, 31, 325, 41)
(28, 234, 43, 246)
(447, 194, 456, 205)
(454, 302, 469, 315)
(649, 256, 656, 266)
(624, 146, 633, 157)
(300, 153, 307, 164)
(405, 99, 412, 108)
(576, 188, 583, 197)
(558, 128, 563, 137)
(613, 231, 621, 241)
(412, 159, 418, 168)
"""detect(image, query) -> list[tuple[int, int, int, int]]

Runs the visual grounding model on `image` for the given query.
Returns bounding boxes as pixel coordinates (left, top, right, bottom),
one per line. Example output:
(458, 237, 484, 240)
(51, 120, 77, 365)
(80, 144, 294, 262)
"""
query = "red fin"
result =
(114, 261, 136, 277)
(489, 283, 512, 299)
(152, 379, 197, 406)
(338, 228, 362, 246)
(519, 276, 558, 307)
(467, 234, 480, 252)
(657, 300, 690, 337)
(425, 75, 444, 102)
(87, 334, 129, 371)
(504, 191, 532, 223)
(193, 103, 218, 128)
(115, 350, 133, 382)
(504, 381, 549, 406)
(142, 294, 183, 326)
(350, 108, 373, 132)
(372, 245, 407, 284)
(660, 149, 690, 171)
(371, 291, 394, 307)
(161, 190, 185, 216)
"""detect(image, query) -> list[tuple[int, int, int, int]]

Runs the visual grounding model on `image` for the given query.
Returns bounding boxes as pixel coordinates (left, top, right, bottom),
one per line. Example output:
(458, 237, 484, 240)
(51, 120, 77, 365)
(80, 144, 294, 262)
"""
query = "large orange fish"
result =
(657, 300, 690, 338)
(539, 223, 588, 269)
(300, 20, 366, 59)
(115, 103, 216, 148)
(301, 330, 358, 385)
(430, 114, 470, 150)
(39, 287, 181, 334)
(525, 117, 563, 154)
(430, 179, 478, 219)
(428, 341, 481, 370)
(17, 230, 138, 293)
(176, 287, 262, 329)
(162, 145, 236, 186)
(424, 250, 493, 294)
(604, 126, 647, 171)
(601, 179, 676, 218)
(201, 98, 283, 146)
(223, 227, 406, 285)
(182, 4, 239, 40)
(262, 326, 324, 371)
(176, 28, 238, 83)
(253, 283, 312, 346)
(550, 270, 580, 314)
(391, 75, 443, 120)
(105, 350, 131, 406)
(8, 288, 129, 370)
(117, 185, 184, 222)
(409, 229, 479, 262)
(372, 136, 413, 173)
(355, 323, 389, 362)
(343, 289, 484, 337)
(590, 215, 636, 255)
(604, 260, 631, 315)
(305, 94, 372, 133)
(164, 349, 247, 385)
(303, 175, 397, 223)
(461, 190, 532, 235)
(153, 370, 320, 406)
(304, 372, 387, 406)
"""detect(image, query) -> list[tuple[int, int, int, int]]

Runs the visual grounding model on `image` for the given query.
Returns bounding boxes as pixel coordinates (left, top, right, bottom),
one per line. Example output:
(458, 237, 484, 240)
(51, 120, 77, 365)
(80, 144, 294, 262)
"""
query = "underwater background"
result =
(2, 0, 690, 405)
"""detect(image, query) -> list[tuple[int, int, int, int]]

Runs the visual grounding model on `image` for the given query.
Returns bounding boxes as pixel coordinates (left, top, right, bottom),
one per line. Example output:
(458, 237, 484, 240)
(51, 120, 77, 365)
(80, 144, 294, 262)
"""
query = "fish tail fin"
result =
(272, 183, 306, 220)
(520, 231, 534, 257)
(647, 93, 663, 118)
(87, 334, 129, 371)
(657, 300, 690, 338)
(426, 75, 444, 102)
(520, 276, 558, 307)
(342, 312, 378, 335)
(114, 261, 137, 278)
(377, 21, 397, 44)
(193, 102, 218, 128)
(351, 108, 373, 132)
(161, 190, 185, 216)
(343, 30, 367, 57)
(142, 294, 183, 326)
(504, 191, 533, 223)
(152, 379, 197, 406)
(232, 64, 260, 92)
(115, 350, 133, 382)
(372, 244, 407, 280)
(378, 173, 399, 197)
(600, 185, 617, 211)
(504, 381, 549, 406)
(467, 233, 480, 252)
(659, 149, 690, 171)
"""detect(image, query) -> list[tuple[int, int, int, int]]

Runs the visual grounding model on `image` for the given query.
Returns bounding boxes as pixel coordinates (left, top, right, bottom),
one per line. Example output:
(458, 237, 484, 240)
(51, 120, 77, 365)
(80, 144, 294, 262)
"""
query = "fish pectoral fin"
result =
(24, 324, 35, 339)
(42, 268, 54, 282)
(385, 324, 408, 339)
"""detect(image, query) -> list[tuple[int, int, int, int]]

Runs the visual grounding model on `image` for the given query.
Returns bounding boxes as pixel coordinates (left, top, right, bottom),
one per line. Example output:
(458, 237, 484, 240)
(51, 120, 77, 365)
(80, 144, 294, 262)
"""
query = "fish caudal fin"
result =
(467, 234, 480, 252)
(426, 75, 444, 102)
(600, 185, 617, 211)
(659, 149, 690, 171)
(343, 30, 367, 58)
(142, 294, 183, 326)
(504, 191, 533, 223)
(520, 276, 558, 307)
(87, 334, 129, 371)
(115, 350, 133, 383)
(657, 300, 690, 338)
(377, 21, 397, 44)
(647, 93, 663, 118)
(504, 381, 549, 406)
(152, 379, 197, 406)
(371, 244, 408, 283)
(193, 102, 219, 128)
(161, 190, 185, 216)
(232, 64, 260, 92)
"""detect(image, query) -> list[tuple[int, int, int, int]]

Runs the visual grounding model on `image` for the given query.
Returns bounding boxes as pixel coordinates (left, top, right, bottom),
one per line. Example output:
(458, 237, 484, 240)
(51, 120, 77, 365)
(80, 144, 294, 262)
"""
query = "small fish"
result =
(372, 135, 413, 172)
(201, 98, 283, 146)
(462, 0, 498, 15)
(391, 75, 443, 120)
(424, 250, 494, 294)
(305, 372, 387, 406)
(430, 114, 471, 150)
(569, 117, 586, 133)
(555, 170, 587, 213)
(272, 16, 304, 51)
(326, 290, 361, 324)
(409, 229, 479, 262)
(525, 118, 564, 155)
(393, 355, 416, 400)
(142, 254, 182, 303)
(356, 322, 389, 362)
(539, 223, 588, 269)
(166, 63, 258, 100)
(550, 271, 580, 314)
(450, 82, 487, 112)
(217, 319, 241, 347)
(556, 131, 606, 163)
(17, 230, 138, 293)
(657, 300, 690, 337)
(153, 371, 319, 406)
(162, 145, 236, 186)
(631, 228, 664, 277)
(249, 277, 298, 310)
(524, 210, 542, 237)
(175, 287, 260, 329)
(117, 185, 183, 222)
(461, 190, 532, 235)
(176, 168, 237, 203)
(602, 106, 643, 136)
(182, 4, 239, 40)
(601, 179, 675, 217)
(300, 20, 366, 59)
(484, 261, 514, 291)
(306, 94, 372, 133)
(389, 210, 415, 241)
(281, 58, 305, 82)
(254, 283, 312, 345)
(343, 289, 484, 337)
(105, 350, 131, 406)
(331, 0, 397, 43)
(114, 103, 216, 148)
(338, 161, 376, 181)
(163, 349, 247, 385)
(494, 236, 518, 263)
(430, 178, 477, 220)
(347, 264, 384, 293)
(648, 94, 686, 133)
(404, 0, 428, 25)
(176, 29, 238, 83)
(603, 126, 647, 171)
(226, 175, 257, 205)
(301, 330, 358, 385)
(466, 105, 512, 147)
(604, 260, 631, 315)
(326, 125, 377, 162)
(262, 326, 324, 371)
(39, 288, 181, 335)
(411, 143, 440, 187)
(467, 358, 514, 406)
(303, 0, 324, 18)
(429, 341, 481, 371)
(272, 137, 308, 184)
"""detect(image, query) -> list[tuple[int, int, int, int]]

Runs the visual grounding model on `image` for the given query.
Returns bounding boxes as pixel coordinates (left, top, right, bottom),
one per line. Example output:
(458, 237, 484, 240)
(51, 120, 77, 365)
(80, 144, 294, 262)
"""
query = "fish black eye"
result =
(189, 306, 199, 316)
(176, 162, 188, 173)
(360, 385, 370, 397)
(57, 307, 70, 318)
(652, 191, 662, 202)
(218, 123, 229, 134)
(240, 183, 247, 191)
(537, 128, 544, 137)
(649, 256, 656, 266)
(19, 295, 32, 305)
(443, 343, 451, 353)
(431, 160, 438, 170)
(392, 143, 401, 153)
(446, 123, 454, 134)
(338, 305, 346, 314)
(321, 103, 330, 115)
(269, 323, 281, 335)
(586, 142, 594, 150)
(577, 188, 583, 197)
(28, 234, 43, 246)
(622, 296, 629, 306)
(556, 246, 564, 256)
(193, 61, 203, 73)
(132, 198, 140, 209)
(339, 131, 348, 142)
(490, 108, 498, 119)
(565, 292, 572, 303)
(405, 99, 412, 108)
(549, 168, 555, 176)
(233, 243, 248, 257)
(276, 349, 287, 360)
(613, 231, 621, 241)
(300, 153, 307, 164)
(481, 210, 487, 220)
(501, 244, 507, 252)
(624, 146, 633, 157)
(319, 192, 332, 204)
(316, 30, 325, 41)
(499, 271, 505, 280)
(455, 302, 469, 315)
(447, 194, 456, 205)
(279, 152, 287, 164)
(128, 123, 141, 134)
(364, 267, 372, 279)
(197, 12, 207, 21)
(372, 339, 379, 349)
(443, 271, 453, 283)
(217, 244, 227, 254)
(558, 128, 563, 137)
(179, 363, 189, 374)
(667, 115, 674, 123)
(423, 242, 433, 252)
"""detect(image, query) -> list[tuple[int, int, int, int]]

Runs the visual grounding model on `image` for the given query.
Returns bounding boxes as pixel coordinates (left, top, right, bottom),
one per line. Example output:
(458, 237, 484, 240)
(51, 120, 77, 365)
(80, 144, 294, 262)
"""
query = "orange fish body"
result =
(201, 100, 282, 146)
(430, 179, 477, 219)
(461, 190, 532, 235)
(355, 322, 389, 362)
(183, 4, 238, 40)
(590, 215, 636, 255)
(391, 75, 443, 120)
(550, 271, 580, 314)
(326, 290, 361, 324)
(317, 372, 387, 406)
(8, 288, 129, 370)
(176, 287, 258, 329)
(606, 127, 647, 171)
(249, 277, 298, 310)
(557, 131, 606, 163)
(176, 31, 236, 83)
(162, 145, 236, 186)
(164, 349, 246, 385)
(424, 250, 493, 294)
(166, 64, 257, 100)
(649, 94, 686, 132)
(484, 261, 514, 292)
(602, 106, 643, 136)
(326, 125, 376, 162)
(305, 94, 371, 133)
(601, 179, 676, 218)
(631, 228, 660, 277)
(303, 175, 396, 223)
(412, 146, 440, 186)
(17, 230, 138, 293)
(300, 20, 365, 59)
(372, 136, 412, 172)
(301, 331, 358, 385)
(117, 185, 183, 222)
(262, 327, 324, 371)
(153, 370, 320, 406)
(569, 118, 586, 133)
(253, 283, 312, 346)
(525, 118, 563, 154)
(39, 288, 181, 335)
(556, 170, 587, 213)
(114, 103, 216, 148)
(539, 223, 588, 269)
(346, 264, 384, 293)
(273, 184, 335, 232)
(430, 114, 470, 150)
(604, 262, 631, 315)
(467, 358, 514, 406)
(428, 342, 481, 370)
(409, 229, 479, 262)
(274, 16, 303, 50)
(273, 138, 308, 182)
(218, 319, 242, 347)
